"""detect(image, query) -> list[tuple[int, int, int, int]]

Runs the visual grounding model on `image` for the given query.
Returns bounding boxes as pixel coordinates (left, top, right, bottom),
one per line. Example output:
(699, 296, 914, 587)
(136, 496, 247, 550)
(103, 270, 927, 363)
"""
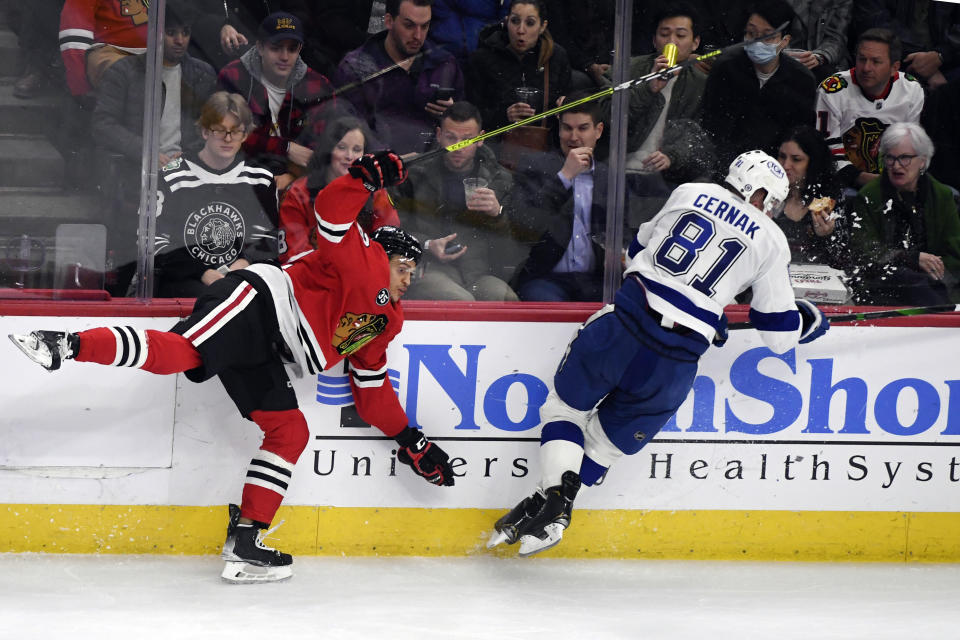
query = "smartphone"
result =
(444, 242, 464, 255)
(433, 86, 455, 101)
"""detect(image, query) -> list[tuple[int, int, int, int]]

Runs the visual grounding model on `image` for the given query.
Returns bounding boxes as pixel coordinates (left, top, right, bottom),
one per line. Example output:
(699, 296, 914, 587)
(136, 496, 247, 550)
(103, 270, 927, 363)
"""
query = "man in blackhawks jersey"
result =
(9, 151, 455, 584)
(815, 28, 924, 190)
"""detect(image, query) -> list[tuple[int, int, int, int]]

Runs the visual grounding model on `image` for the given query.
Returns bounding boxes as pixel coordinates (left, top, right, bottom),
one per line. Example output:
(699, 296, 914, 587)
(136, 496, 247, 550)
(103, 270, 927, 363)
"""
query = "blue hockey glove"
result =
(347, 151, 407, 192)
(395, 427, 455, 486)
(796, 299, 829, 344)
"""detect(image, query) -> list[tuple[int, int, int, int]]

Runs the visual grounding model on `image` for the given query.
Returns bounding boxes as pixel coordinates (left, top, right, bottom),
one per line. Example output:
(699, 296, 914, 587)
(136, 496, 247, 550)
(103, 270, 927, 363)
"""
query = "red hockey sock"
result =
(75, 327, 202, 374)
(240, 410, 310, 524)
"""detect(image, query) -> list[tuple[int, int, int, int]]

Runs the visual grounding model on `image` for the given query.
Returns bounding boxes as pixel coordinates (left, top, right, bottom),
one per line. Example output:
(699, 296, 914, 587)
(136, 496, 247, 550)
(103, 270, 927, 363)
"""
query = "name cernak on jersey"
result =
(690, 193, 762, 239)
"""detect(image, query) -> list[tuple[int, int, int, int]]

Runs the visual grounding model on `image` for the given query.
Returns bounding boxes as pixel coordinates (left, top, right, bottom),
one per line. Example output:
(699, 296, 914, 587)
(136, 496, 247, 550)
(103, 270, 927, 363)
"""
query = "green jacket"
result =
(389, 143, 518, 283)
(850, 173, 960, 300)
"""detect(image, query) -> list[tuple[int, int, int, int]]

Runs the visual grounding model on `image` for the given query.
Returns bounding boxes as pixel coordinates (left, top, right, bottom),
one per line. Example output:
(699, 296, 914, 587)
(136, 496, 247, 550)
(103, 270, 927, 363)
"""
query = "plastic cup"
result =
(514, 86, 541, 106)
(463, 177, 488, 201)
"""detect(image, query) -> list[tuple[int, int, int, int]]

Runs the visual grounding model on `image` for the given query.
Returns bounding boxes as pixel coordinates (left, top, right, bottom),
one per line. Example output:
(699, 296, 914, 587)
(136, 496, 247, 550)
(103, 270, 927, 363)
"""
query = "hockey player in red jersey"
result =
(9, 151, 455, 583)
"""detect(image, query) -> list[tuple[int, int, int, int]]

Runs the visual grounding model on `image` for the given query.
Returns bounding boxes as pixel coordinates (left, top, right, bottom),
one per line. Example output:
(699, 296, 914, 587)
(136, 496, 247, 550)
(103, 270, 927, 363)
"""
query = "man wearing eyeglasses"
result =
(815, 27, 924, 190)
(92, 0, 216, 294)
(217, 12, 339, 191)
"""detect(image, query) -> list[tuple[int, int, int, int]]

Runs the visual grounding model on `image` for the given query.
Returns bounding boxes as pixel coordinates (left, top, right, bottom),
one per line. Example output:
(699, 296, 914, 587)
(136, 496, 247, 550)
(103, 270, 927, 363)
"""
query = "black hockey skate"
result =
(486, 490, 547, 549)
(8, 331, 78, 371)
(517, 471, 581, 557)
(221, 504, 293, 583)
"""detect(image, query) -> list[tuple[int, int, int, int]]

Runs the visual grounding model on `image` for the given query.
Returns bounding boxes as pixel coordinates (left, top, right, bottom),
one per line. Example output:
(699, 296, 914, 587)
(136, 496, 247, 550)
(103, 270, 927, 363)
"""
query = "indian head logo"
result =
(842, 117, 886, 173)
(333, 312, 388, 356)
(120, 0, 149, 25)
(184, 202, 245, 267)
(819, 75, 847, 94)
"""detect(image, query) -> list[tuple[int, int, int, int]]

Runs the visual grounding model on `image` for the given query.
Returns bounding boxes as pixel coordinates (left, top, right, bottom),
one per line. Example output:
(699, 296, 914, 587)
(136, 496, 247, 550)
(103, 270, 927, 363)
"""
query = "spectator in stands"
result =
(153, 92, 278, 297)
(848, 122, 960, 305)
(853, 0, 960, 89)
(92, 1, 216, 296)
(390, 101, 518, 301)
(774, 125, 848, 267)
(617, 2, 714, 227)
(701, 0, 817, 171)
(466, 0, 572, 134)
(278, 115, 400, 263)
(217, 12, 338, 192)
(297, 0, 379, 77)
(815, 28, 924, 191)
(428, 1, 507, 69)
(8, 0, 64, 99)
(783, 0, 853, 80)
(547, 0, 615, 88)
(190, 1, 311, 71)
(334, 0, 465, 155)
(59, 0, 149, 100)
(922, 75, 960, 192)
(94, 3, 215, 170)
(507, 92, 610, 302)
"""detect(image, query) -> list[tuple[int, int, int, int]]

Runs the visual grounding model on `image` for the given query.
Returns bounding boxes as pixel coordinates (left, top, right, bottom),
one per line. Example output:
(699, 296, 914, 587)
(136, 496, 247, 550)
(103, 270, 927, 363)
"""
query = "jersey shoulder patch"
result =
(903, 72, 919, 83)
(819, 74, 848, 94)
(161, 157, 184, 172)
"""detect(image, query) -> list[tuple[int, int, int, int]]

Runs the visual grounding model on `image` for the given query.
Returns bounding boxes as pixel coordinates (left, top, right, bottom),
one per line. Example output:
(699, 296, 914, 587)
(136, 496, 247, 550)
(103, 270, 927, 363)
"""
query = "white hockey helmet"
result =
(725, 150, 790, 216)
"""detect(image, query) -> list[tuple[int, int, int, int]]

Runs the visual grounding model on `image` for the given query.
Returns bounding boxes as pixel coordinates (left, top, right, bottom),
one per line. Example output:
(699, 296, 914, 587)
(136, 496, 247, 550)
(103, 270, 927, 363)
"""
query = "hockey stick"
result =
(402, 22, 789, 167)
(728, 304, 960, 330)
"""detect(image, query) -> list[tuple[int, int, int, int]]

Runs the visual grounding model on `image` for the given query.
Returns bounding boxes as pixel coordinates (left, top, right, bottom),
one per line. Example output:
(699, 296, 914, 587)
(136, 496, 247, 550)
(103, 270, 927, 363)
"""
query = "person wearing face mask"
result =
(701, 0, 817, 172)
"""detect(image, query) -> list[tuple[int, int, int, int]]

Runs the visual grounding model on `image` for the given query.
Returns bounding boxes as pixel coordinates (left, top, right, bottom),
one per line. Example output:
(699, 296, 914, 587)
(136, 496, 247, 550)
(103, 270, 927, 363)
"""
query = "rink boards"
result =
(2, 303, 959, 561)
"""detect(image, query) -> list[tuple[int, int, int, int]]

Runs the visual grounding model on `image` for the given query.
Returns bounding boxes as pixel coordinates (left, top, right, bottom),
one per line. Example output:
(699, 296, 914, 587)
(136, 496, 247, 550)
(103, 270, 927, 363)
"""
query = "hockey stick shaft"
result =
(728, 304, 960, 330)
(403, 22, 788, 168)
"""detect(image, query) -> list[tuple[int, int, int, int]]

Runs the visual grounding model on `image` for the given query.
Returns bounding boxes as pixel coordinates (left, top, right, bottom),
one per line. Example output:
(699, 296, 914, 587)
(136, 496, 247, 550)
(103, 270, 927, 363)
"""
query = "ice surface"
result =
(1, 554, 958, 639)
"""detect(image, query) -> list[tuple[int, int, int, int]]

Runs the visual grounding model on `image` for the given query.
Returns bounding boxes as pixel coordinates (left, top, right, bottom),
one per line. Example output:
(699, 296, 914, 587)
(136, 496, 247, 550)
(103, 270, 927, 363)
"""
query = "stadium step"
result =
(0, 79, 61, 135)
(0, 134, 64, 187)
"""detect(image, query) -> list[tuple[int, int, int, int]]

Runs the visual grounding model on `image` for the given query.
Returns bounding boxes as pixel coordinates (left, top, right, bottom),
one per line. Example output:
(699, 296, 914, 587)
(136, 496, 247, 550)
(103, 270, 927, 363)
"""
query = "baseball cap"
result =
(258, 12, 304, 44)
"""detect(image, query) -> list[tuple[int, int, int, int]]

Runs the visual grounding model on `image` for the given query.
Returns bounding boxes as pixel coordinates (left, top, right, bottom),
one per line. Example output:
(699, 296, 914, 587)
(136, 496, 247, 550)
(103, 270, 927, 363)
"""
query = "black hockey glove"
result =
(796, 298, 830, 344)
(395, 426, 455, 487)
(347, 151, 408, 192)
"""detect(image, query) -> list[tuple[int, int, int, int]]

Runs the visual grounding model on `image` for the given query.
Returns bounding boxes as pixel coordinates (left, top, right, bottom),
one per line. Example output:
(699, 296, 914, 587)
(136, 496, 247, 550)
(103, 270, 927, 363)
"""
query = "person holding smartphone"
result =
(390, 101, 520, 301)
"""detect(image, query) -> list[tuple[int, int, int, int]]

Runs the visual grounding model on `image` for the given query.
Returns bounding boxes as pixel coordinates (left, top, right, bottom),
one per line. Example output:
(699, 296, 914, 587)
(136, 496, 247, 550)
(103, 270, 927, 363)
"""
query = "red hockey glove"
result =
(395, 427, 455, 486)
(347, 151, 408, 192)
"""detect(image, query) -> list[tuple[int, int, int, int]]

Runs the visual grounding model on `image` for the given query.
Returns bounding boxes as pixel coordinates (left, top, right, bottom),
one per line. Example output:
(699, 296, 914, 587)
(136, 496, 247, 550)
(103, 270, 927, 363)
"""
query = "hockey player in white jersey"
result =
(488, 150, 830, 557)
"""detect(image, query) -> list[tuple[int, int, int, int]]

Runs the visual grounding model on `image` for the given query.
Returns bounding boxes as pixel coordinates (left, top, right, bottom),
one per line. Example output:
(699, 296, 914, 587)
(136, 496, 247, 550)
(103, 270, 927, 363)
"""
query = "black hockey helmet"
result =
(371, 226, 422, 263)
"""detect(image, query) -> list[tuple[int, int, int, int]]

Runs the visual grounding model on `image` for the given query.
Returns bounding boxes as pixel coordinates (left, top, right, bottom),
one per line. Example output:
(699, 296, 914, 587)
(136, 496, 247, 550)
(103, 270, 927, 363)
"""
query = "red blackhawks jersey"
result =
(59, 0, 149, 96)
(815, 68, 923, 174)
(246, 175, 407, 435)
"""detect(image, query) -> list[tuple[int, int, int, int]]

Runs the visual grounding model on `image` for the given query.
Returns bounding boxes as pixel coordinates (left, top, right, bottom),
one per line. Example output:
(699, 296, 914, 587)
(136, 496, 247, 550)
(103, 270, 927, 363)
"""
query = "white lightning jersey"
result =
(815, 69, 923, 174)
(625, 182, 801, 353)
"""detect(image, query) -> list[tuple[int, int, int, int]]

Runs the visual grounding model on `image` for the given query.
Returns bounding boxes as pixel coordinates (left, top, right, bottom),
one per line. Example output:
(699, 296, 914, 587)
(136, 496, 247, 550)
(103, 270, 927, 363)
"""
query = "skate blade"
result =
(8, 334, 52, 370)
(486, 529, 512, 549)
(518, 523, 565, 558)
(221, 561, 293, 584)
